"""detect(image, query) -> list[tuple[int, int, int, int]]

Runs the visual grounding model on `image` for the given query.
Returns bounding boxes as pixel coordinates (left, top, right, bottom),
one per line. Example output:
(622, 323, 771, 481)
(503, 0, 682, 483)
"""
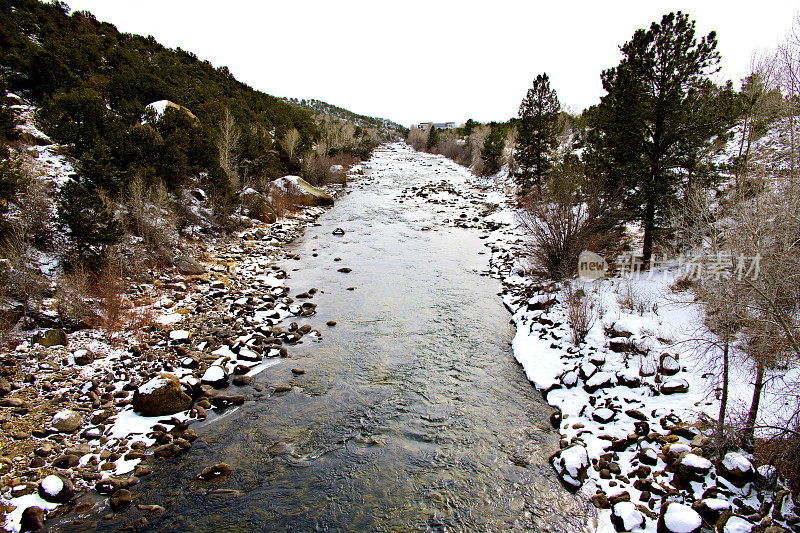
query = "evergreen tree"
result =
(481, 127, 505, 175)
(58, 180, 123, 268)
(588, 12, 722, 265)
(426, 125, 439, 151)
(514, 73, 560, 193)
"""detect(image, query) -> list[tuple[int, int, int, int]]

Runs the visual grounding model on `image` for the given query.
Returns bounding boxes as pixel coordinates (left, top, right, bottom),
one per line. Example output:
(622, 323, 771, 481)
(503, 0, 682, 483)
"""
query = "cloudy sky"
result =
(65, 0, 798, 127)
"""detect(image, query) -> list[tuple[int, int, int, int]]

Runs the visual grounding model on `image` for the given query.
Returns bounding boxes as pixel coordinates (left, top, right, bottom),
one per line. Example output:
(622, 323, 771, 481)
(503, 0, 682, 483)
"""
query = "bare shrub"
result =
(268, 180, 303, 219)
(518, 161, 604, 280)
(125, 175, 176, 256)
(406, 128, 427, 151)
(616, 281, 653, 316)
(566, 284, 596, 345)
(0, 231, 48, 309)
(96, 251, 126, 331)
(55, 261, 98, 328)
(17, 178, 54, 248)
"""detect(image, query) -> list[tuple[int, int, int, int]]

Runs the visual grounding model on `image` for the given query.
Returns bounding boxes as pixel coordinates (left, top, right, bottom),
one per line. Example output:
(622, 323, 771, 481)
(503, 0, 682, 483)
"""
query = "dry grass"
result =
(566, 284, 596, 345)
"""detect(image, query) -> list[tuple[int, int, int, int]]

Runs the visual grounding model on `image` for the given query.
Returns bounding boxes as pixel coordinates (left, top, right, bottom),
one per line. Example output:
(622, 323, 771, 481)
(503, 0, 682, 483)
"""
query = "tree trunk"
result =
(716, 334, 730, 448)
(642, 193, 656, 266)
(744, 359, 765, 451)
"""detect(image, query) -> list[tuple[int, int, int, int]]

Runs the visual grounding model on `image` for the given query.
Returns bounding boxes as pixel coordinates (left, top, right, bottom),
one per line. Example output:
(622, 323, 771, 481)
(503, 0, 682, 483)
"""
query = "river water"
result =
(84, 144, 592, 532)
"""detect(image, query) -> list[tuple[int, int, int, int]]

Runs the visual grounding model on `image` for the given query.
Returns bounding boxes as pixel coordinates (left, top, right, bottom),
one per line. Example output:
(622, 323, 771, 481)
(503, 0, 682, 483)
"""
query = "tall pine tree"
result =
(514, 73, 560, 194)
(588, 12, 721, 265)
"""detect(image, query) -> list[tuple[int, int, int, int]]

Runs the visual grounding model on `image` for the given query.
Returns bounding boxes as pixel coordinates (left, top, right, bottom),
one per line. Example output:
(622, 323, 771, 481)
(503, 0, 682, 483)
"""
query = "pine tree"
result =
(481, 127, 505, 175)
(58, 180, 123, 268)
(426, 125, 439, 151)
(588, 12, 721, 265)
(514, 73, 560, 193)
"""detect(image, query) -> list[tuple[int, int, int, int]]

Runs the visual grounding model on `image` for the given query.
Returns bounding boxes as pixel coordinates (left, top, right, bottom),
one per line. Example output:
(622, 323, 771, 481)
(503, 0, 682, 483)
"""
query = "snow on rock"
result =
(658, 502, 702, 533)
(551, 444, 588, 489)
(722, 516, 753, 533)
(610, 501, 644, 532)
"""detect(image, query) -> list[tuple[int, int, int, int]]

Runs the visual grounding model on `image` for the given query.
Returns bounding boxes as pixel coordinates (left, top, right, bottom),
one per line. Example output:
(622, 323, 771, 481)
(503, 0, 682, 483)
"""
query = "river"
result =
(80, 143, 591, 532)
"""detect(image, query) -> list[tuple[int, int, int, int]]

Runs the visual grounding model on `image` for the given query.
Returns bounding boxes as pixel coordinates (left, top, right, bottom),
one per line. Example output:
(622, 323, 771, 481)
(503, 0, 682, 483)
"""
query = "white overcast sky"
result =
(64, 0, 799, 127)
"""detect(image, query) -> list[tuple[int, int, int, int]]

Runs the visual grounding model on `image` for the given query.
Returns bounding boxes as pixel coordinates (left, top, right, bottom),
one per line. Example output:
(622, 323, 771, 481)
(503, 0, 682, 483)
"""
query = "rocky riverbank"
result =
(0, 188, 346, 532)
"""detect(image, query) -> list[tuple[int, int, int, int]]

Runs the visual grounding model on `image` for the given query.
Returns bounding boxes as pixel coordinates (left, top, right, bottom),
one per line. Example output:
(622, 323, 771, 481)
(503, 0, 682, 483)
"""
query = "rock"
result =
(201, 365, 229, 388)
(232, 374, 251, 386)
(51, 409, 83, 433)
(584, 372, 615, 393)
(674, 452, 713, 482)
(169, 330, 191, 344)
(241, 188, 277, 223)
(109, 489, 132, 510)
(592, 408, 616, 424)
(660, 378, 689, 395)
(38, 474, 74, 503)
(332, 228, 345, 236)
(197, 463, 232, 480)
(591, 493, 611, 509)
(291, 368, 305, 375)
(132, 373, 193, 416)
(659, 354, 680, 376)
(611, 501, 644, 532)
(692, 498, 731, 525)
(717, 452, 755, 487)
(51, 454, 80, 468)
(173, 255, 206, 275)
(73, 348, 94, 365)
(657, 501, 702, 533)
(32, 328, 68, 347)
(716, 514, 753, 533)
(20, 506, 45, 532)
(0, 377, 10, 396)
(326, 320, 337, 327)
(337, 267, 352, 273)
(550, 444, 589, 490)
(273, 176, 334, 207)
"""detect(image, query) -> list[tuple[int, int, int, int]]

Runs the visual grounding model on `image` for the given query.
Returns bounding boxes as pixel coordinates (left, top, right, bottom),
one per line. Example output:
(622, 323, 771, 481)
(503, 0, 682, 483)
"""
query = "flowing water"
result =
(79, 144, 592, 532)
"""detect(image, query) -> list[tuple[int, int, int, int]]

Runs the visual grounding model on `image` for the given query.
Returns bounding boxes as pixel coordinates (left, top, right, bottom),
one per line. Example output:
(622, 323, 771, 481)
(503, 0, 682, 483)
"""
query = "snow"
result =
(724, 516, 753, 533)
(51, 410, 74, 422)
(680, 453, 712, 470)
(613, 502, 643, 531)
(40, 476, 62, 497)
(156, 312, 183, 325)
(202, 366, 226, 382)
(702, 498, 731, 511)
(2, 493, 58, 533)
(169, 330, 190, 341)
(145, 99, 170, 119)
(722, 452, 752, 473)
(138, 376, 167, 395)
(663, 503, 701, 533)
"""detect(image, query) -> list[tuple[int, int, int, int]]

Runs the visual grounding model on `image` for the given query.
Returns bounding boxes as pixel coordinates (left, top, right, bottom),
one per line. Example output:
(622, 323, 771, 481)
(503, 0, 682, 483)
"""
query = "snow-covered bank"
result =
(476, 175, 800, 532)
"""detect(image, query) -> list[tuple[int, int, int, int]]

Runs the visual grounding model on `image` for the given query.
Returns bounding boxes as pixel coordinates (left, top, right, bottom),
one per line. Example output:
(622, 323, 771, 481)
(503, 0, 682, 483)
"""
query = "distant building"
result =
(414, 122, 456, 131)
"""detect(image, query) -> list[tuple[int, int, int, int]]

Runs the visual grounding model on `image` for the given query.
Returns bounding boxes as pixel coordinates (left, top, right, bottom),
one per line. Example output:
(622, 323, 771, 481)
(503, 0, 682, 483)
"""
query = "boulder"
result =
(674, 452, 713, 483)
(197, 463, 232, 480)
(241, 188, 277, 223)
(657, 502, 702, 533)
(659, 354, 681, 376)
(717, 452, 755, 487)
(173, 256, 206, 275)
(584, 371, 615, 393)
(660, 378, 689, 395)
(611, 501, 644, 532)
(272, 176, 334, 207)
(716, 514, 753, 533)
(38, 474, 74, 504)
(201, 365, 230, 388)
(72, 348, 94, 365)
(51, 409, 82, 433)
(550, 444, 589, 490)
(20, 505, 45, 531)
(132, 374, 192, 416)
(32, 328, 67, 347)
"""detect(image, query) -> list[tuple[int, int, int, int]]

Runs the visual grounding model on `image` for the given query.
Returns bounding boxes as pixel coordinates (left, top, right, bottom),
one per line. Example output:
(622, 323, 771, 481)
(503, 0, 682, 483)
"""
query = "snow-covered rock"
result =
(551, 444, 588, 489)
(132, 374, 193, 416)
(611, 501, 644, 532)
(51, 410, 82, 433)
(657, 502, 702, 533)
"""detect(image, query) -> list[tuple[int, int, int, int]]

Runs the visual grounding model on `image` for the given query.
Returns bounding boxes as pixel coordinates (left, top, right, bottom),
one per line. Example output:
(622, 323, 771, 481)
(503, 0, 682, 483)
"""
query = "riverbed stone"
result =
(132, 373, 192, 416)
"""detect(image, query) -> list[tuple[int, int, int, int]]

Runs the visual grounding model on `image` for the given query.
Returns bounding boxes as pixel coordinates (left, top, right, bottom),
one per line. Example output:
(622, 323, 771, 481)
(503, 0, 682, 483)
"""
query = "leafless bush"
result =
(406, 128, 427, 152)
(616, 281, 653, 316)
(517, 162, 604, 280)
(0, 231, 48, 307)
(125, 175, 177, 254)
(55, 261, 98, 328)
(16, 178, 54, 248)
(268, 180, 304, 219)
(566, 284, 596, 345)
(302, 153, 356, 185)
(96, 251, 126, 331)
